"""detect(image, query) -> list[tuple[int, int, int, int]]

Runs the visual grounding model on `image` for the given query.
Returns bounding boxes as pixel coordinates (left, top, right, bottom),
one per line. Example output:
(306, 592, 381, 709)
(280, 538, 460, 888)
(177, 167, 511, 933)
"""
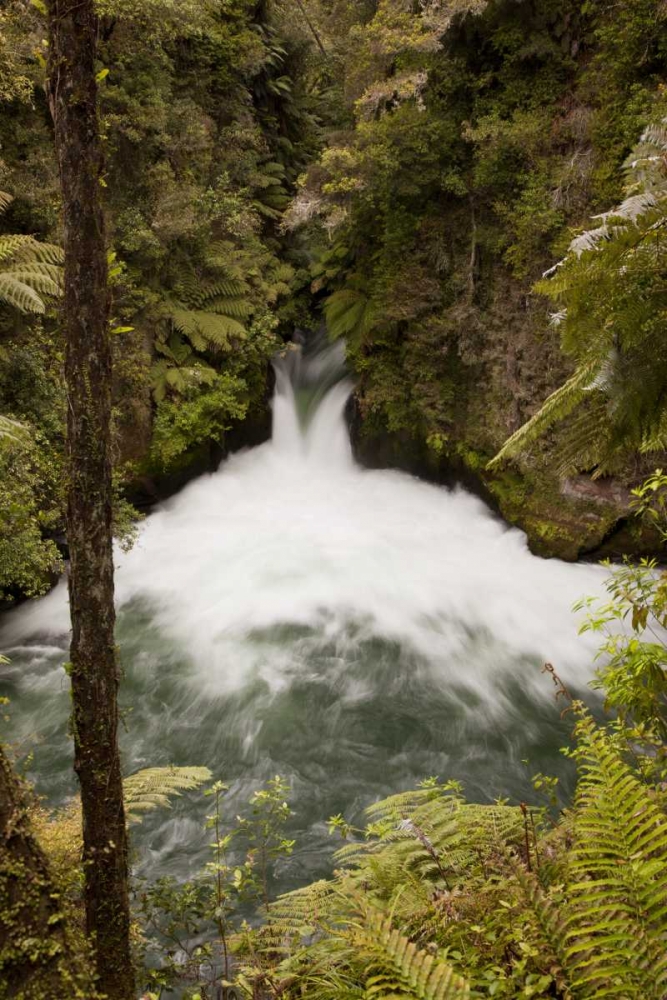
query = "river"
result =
(0, 337, 605, 893)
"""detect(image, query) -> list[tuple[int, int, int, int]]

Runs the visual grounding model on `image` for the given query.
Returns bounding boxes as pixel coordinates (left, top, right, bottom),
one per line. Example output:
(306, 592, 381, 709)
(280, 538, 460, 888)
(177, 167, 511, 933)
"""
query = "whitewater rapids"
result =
(0, 338, 606, 884)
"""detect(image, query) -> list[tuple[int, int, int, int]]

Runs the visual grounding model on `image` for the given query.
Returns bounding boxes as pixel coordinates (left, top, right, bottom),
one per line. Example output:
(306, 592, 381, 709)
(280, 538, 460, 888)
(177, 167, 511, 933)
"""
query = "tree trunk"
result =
(0, 745, 93, 998)
(47, 3, 134, 997)
(292, 0, 327, 56)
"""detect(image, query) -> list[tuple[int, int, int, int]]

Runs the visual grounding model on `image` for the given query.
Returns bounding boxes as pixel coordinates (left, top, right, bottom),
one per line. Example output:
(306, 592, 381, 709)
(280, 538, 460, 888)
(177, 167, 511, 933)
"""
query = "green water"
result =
(0, 342, 606, 893)
(1, 601, 590, 894)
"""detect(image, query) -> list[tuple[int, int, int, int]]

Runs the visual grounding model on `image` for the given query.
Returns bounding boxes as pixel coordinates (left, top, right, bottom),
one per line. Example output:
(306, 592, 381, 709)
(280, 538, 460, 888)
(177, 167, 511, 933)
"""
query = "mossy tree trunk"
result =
(0, 745, 93, 998)
(47, 2, 134, 997)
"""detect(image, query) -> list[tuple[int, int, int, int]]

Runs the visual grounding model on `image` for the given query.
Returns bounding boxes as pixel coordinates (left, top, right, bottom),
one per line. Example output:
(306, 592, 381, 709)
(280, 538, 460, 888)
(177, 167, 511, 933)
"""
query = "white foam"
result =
(2, 341, 606, 701)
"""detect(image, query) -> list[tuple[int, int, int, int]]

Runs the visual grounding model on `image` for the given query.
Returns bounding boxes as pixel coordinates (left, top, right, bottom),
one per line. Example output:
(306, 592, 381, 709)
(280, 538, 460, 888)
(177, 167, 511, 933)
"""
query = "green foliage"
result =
(492, 116, 667, 475)
(0, 757, 98, 1000)
(0, 0, 327, 597)
(139, 775, 295, 999)
(123, 766, 212, 825)
(235, 776, 295, 909)
(0, 194, 63, 315)
(149, 371, 250, 470)
(280, 0, 667, 513)
(0, 430, 62, 602)
(577, 557, 667, 738)
(563, 713, 667, 998)
(219, 530, 667, 998)
(488, 365, 596, 472)
(569, 473, 667, 739)
(343, 909, 471, 1000)
(0, 195, 64, 599)
(324, 279, 376, 344)
(156, 243, 253, 360)
(229, 702, 667, 1000)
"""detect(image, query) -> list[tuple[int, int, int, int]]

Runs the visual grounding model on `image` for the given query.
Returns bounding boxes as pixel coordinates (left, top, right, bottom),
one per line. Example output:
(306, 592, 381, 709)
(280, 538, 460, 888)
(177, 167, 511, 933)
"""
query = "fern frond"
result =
(169, 304, 247, 350)
(6, 265, 62, 297)
(260, 880, 338, 955)
(325, 286, 377, 343)
(488, 363, 597, 468)
(0, 415, 30, 445)
(0, 235, 63, 266)
(562, 715, 667, 998)
(349, 910, 470, 999)
(19, 241, 63, 265)
(640, 407, 667, 453)
(0, 222, 63, 313)
(0, 273, 48, 313)
(205, 295, 254, 319)
(365, 788, 448, 823)
(198, 279, 249, 299)
(123, 766, 212, 825)
(551, 394, 615, 479)
(513, 863, 575, 993)
(185, 328, 208, 352)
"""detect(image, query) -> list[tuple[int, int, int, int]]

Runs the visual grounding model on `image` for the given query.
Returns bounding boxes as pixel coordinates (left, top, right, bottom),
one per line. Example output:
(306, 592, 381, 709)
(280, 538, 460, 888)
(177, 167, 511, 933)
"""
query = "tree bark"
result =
(295, 0, 327, 57)
(0, 745, 93, 998)
(47, 3, 134, 997)
(293, 0, 327, 56)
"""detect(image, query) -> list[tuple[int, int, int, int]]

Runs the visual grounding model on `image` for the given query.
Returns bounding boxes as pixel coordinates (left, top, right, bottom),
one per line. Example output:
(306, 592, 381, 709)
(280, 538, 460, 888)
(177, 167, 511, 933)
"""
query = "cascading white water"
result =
(0, 337, 607, 885)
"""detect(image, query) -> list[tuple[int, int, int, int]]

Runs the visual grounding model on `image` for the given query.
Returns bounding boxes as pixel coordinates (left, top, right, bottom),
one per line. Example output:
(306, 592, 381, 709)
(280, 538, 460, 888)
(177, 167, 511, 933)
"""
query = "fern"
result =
(0, 415, 29, 445)
(153, 240, 262, 399)
(491, 115, 667, 474)
(324, 284, 377, 344)
(260, 879, 338, 956)
(0, 193, 63, 314)
(513, 862, 577, 993)
(243, 693, 667, 1000)
(489, 363, 596, 469)
(168, 304, 246, 350)
(563, 715, 667, 998)
(348, 909, 470, 999)
(123, 766, 212, 824)
(550, 394, 619, 479)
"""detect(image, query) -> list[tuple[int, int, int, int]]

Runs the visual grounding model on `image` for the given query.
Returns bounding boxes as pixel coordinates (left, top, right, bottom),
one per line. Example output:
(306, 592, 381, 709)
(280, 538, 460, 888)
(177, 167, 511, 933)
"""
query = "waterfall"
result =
(271, 338, 353, 468)
(0, 336, 607, 887)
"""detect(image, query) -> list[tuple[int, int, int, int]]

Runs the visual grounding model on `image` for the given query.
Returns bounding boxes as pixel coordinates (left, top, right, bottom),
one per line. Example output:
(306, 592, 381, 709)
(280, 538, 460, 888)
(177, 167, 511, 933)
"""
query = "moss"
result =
(0, 754, 97, 1000)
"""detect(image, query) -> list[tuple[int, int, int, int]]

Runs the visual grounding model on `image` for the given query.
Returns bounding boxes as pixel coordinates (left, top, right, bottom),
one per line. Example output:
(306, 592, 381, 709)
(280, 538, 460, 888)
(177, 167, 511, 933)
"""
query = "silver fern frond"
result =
(123, 766, 212, 825)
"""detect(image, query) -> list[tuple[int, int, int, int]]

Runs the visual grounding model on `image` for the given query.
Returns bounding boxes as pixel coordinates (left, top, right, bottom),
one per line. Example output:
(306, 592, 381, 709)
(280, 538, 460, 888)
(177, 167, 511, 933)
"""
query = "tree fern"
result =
(324, 282, 377, 344)
(153, 241, 262, 400)
(167, 304, 246, 351)
(232, 697, 667, 1000)
(513, 860, 579, 994)
(123, 766, 212, 824)
(251, 159, 291, 220)
(489, 363, 596, 470)
(0, 194, 63, 315)
(491, 116, 667, 474)
(551, 394, 619, 479)
(256, 785, 525, 996)
(259, 879, 338, 956)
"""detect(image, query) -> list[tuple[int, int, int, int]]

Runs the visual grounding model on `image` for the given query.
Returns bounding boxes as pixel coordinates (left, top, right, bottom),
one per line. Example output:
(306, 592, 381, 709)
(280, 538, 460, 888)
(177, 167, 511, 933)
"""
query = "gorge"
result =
(0, 337, 605, 893)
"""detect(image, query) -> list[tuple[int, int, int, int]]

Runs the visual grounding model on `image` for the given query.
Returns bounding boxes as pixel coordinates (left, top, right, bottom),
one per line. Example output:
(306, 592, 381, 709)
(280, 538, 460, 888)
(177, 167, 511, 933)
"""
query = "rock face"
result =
(352, 415, 661, 562)
(122, 381, 274, 512)
(344, 246, 666, 562)
(560, 477, 632, 508)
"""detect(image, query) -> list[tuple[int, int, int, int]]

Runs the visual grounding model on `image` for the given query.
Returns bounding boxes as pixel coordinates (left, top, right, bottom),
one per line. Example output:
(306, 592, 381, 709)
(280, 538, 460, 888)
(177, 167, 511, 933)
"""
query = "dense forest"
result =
(3, 0, 667, 998)
(2, 0, 667, 600)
